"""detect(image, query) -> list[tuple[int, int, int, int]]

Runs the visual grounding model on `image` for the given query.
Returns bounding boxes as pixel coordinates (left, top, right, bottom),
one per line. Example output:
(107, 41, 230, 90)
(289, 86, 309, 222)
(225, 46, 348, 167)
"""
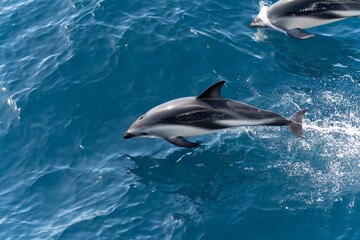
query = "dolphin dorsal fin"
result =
(197, 80, 226, 99)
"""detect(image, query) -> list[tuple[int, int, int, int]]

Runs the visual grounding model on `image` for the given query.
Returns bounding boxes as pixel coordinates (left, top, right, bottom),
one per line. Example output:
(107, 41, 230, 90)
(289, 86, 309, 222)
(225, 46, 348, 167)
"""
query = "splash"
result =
(303, 116, 359, 159)
(0, 91, 20, 138)
(283, 92, 360, 207)
(6, 97, 21, 114)
(251, 2, 273, 41)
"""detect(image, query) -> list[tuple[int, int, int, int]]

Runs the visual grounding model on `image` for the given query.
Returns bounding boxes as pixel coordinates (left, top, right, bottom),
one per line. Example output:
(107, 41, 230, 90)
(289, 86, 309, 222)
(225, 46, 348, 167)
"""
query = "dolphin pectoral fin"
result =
(286, 28, 314, 40)
(165, 136, 200, 148)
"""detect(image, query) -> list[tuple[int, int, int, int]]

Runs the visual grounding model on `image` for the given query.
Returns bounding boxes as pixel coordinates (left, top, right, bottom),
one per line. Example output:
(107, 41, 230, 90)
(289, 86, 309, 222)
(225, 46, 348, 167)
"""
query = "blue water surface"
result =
(0, 0, 360, 239)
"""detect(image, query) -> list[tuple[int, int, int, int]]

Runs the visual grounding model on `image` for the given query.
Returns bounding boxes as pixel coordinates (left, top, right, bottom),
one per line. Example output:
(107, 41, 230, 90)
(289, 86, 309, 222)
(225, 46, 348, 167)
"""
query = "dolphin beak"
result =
(124, 132, 136, 139)
(250, 17, 267, 28)
(250, 19, 257, 28)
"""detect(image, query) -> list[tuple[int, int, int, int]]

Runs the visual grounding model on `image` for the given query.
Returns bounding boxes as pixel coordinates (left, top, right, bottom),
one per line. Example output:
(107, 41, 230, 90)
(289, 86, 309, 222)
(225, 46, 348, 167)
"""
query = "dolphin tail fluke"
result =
(288, 109, 307, 138)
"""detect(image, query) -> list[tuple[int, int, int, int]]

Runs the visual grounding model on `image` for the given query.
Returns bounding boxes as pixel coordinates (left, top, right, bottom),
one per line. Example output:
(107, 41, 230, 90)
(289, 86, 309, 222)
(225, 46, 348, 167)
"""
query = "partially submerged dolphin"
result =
(250, 0, 360, 39)
(124, 80, 307, 148)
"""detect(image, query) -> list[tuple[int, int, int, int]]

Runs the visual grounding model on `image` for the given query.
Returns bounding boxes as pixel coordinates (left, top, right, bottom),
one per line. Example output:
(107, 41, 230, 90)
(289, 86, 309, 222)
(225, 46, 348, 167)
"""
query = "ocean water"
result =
(0, 0, 359, 239)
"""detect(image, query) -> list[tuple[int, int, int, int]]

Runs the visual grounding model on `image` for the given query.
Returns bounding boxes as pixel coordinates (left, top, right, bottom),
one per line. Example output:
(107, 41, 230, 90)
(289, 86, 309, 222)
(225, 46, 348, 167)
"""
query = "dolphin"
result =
(124, 80, 307, 148)
(250, 0, 360, 39)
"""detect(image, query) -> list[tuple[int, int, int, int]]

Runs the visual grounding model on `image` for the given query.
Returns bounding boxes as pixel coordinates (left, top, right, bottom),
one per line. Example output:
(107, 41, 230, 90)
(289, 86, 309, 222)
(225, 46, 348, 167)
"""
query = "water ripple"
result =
(0, 0, 360, 239)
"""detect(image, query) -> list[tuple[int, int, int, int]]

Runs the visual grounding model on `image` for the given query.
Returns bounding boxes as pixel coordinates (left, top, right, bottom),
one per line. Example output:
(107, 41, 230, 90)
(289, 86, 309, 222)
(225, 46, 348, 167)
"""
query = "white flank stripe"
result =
(334, 10, 360, 18)
(217, 118, 277, 127)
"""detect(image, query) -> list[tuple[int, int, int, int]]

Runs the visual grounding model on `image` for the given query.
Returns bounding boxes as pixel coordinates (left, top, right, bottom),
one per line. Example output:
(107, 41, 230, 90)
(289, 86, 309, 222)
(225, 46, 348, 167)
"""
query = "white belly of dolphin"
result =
(146, 125, 221, 138)
(277, 16, 343, 30)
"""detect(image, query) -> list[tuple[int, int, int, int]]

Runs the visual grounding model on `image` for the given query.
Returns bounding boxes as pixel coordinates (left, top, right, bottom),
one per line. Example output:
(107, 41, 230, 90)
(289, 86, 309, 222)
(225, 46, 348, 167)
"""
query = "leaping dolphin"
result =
(250, 0, 360, 39)
(124, 80, 307, 148)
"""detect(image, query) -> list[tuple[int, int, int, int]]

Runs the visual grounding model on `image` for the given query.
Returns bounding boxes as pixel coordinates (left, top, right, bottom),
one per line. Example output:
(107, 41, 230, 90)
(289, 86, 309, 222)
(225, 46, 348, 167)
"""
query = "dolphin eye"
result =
(139, 115, 144, 120)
